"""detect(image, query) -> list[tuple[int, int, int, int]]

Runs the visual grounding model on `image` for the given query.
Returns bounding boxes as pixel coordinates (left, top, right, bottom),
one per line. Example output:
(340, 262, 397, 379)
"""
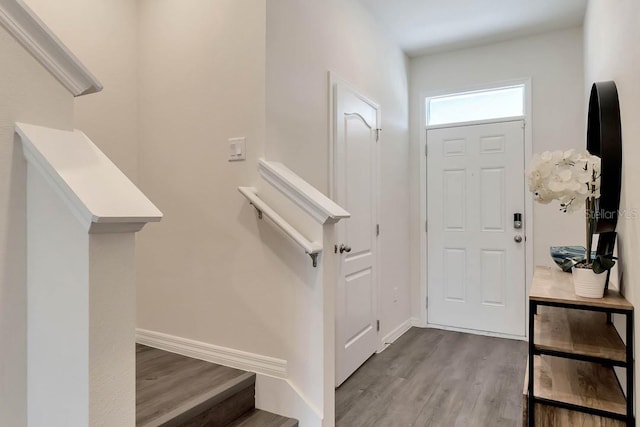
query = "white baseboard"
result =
(377, 317, 416, 353)
(425, 323, 527, 341)
(136, 329, 288, 379)
(410, 316, 427, 328)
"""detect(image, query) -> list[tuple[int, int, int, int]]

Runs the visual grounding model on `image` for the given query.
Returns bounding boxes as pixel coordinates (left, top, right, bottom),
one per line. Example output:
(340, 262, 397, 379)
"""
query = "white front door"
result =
(427, 120, 526, 337)
(333, 82, 379, 386)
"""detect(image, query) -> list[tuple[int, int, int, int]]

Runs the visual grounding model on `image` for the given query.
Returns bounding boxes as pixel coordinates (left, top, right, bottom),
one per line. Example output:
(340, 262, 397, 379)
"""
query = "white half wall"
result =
(584, 0, 640, 412)
(409, 27, 585, 320)
(27, 165, 91, 427)
(0, 25, 74, 427)
(26, 167, 140, 426)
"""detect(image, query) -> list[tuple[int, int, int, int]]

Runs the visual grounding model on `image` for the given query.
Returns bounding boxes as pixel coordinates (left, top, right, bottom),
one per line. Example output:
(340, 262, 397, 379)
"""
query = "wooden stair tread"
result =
(533, 355, 626, 415)
(226, 408, 299, 427)
(534, 306, 626, 362)
(136, 344, 255, 426)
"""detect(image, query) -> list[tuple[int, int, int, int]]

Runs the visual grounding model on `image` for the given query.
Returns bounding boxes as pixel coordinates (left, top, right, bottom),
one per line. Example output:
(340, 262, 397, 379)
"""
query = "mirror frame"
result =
(587, 81, 622, 233)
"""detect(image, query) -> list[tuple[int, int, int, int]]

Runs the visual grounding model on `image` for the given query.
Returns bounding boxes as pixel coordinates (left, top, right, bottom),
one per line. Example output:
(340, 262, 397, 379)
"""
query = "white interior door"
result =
(427, 120, 526, 337)
(333, 82, 379, 386)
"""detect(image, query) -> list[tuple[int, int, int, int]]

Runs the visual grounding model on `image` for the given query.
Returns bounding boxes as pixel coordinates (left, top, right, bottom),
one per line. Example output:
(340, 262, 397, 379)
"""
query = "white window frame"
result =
(426, 82, 526, 129)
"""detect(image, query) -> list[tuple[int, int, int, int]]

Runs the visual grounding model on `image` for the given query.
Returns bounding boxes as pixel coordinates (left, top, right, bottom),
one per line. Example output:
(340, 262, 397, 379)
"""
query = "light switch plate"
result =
(228, 137, 246, 161)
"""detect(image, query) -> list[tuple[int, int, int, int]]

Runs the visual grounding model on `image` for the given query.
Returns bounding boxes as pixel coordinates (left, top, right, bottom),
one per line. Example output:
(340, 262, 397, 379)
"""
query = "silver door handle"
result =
(514, 235, 523, 243)
(339, 244, 352, 253)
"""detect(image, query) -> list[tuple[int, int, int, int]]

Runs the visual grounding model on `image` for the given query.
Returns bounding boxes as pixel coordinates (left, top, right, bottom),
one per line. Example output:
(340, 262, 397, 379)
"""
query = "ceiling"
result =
(359, 0, 588, 57)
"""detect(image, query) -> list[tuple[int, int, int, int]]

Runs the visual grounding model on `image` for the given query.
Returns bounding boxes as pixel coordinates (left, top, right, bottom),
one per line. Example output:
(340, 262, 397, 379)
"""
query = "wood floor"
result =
(336, 327, 528, 427)
(136, 344, 253, 426)
(136, 344, 297, 426)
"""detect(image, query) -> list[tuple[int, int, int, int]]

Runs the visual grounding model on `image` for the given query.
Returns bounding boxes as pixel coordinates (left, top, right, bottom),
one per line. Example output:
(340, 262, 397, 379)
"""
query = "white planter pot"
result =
(572, 267, 607, 298)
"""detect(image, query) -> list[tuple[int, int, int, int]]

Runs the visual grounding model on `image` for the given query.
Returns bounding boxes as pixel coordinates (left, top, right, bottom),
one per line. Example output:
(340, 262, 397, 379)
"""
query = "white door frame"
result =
(328, 71, 383, 352)
(418, 78, 534, 339)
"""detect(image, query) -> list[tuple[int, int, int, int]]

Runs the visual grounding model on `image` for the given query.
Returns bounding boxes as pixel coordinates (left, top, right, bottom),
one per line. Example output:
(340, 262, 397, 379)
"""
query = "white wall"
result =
(584, 0, 640, 410)
(136, 0, 285, 352)
(136, 1, 410, 423)
(0, 26, 74, 427)
(24, 0, 139, 180)
(409, 28, 585, 320)
(266, 0, 412, 349)
(136, 0, 286, 354)
(135, 1, 334, 423)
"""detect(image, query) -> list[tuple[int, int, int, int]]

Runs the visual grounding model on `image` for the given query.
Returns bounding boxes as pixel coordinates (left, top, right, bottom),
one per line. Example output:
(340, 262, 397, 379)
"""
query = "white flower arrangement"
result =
(527, 149, 611, 271)
(527, 149, 601, 213)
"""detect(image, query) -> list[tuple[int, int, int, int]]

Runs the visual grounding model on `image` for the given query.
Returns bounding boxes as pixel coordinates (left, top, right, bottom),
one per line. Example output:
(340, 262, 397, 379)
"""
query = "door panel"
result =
(480, 168, 505, 231)
(334, 83, 379, 386)
(443, 170, 466, 230)
(427, 120, 525, 337)
(481, 250, 506, 305)
(345, 268, 374, 341)
(346, 117, 374, 254)
(444, 248, 466, 301)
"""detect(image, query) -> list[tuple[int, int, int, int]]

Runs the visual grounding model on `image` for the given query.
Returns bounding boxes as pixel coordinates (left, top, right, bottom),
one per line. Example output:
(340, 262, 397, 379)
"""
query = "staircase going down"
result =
(136, 345, 298, 427)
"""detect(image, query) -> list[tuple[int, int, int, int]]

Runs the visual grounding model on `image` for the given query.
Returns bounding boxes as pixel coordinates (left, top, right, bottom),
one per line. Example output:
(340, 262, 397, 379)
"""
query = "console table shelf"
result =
(534, 307, 626, 364)
(526, 266, 634, 427)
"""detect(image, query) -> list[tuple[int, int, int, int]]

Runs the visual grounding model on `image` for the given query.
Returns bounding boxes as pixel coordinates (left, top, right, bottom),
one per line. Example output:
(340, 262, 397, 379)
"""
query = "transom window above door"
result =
(426, 84, 525, 126)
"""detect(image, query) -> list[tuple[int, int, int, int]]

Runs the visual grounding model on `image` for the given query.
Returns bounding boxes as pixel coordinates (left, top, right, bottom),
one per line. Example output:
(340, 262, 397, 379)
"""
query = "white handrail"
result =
(238, 186, 322, 267)
(258, 159, 350, 224)
(0, 0, 103, 96)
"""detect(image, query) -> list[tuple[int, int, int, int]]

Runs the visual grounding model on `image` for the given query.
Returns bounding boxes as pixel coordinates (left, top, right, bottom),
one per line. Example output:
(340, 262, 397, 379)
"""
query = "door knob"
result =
(339, 244, 352, 253)
(514, 235, 523, 243)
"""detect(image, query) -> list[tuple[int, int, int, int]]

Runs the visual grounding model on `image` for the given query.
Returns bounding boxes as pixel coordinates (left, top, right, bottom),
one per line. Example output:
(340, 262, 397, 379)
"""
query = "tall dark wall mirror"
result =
(587, 81, 622, 239)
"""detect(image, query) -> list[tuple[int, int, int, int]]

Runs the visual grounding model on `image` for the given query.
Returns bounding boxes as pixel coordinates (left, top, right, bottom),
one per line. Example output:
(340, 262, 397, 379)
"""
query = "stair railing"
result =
(239, 159, 349, 268)
(239, 186, 322, 267)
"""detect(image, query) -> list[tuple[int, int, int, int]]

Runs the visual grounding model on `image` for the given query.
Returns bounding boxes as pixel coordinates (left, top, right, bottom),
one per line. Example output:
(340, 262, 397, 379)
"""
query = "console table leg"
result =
(626, 311, 634, 427)
(528, 300, 536, 427)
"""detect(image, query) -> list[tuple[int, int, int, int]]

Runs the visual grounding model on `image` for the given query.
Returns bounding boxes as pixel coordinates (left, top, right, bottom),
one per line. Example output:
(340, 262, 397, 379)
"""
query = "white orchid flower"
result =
(527, 150, 601, 213)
